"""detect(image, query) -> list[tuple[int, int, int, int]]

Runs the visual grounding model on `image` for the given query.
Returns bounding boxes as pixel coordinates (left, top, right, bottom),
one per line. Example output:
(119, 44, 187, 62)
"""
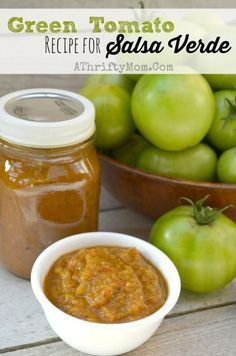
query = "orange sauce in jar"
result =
(0, 89, 100, 278)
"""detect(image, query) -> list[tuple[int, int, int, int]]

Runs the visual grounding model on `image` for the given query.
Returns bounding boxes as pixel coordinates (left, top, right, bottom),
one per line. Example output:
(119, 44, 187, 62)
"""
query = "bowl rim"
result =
(99, 153, 236, 190)
(31, 231, 181, 329)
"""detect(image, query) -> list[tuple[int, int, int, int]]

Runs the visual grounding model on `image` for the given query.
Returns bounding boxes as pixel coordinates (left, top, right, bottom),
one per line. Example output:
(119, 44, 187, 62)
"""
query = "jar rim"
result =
(0, 88, 95, 148)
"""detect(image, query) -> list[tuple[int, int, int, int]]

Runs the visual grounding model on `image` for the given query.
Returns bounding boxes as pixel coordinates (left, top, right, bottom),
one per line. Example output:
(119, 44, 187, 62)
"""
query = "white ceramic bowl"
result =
(31, 232, 181, 356)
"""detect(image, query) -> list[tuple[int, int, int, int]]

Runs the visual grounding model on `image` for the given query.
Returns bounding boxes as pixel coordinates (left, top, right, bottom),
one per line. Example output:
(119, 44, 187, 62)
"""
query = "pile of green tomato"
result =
(81, 73, 236, 183)
(81, 74, 236, 294)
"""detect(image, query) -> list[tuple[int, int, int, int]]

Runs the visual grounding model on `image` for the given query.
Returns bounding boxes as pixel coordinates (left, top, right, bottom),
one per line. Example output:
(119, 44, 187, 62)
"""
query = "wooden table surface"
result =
(0, 187, 236, 356)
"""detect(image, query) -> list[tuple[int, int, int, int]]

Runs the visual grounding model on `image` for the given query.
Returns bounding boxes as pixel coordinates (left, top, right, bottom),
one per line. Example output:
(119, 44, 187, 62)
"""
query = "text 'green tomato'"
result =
(150, 197, 236, 293)
(136, 143, 217, 181)
(131, 74, 215, 151)
(80, 85, 135, 149)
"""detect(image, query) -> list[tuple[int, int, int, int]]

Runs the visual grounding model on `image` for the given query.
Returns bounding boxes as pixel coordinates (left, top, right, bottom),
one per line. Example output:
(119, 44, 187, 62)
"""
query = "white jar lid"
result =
(0, 88, 95, 148)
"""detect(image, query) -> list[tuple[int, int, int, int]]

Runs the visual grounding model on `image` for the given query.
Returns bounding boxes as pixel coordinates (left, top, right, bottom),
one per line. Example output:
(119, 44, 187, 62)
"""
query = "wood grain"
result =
(2, 305, 236, 355)
(99, 187, 122, 211)
(101, 155, 236, 221)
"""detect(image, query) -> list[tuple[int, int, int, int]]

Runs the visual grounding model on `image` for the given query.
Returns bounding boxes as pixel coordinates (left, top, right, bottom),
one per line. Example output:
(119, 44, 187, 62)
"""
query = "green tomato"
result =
(83, 74, 135, 93)
(131, 74, 215, 151)
(150, 197, 236, 293)
(136, 143, 217, 181)
(126, 74, 143, 82)
(206, 90, 236, 151)
(81, 85, 135, 149)
(111, 134, 150, 166)
(217, 147, 236, 183)
(204, 74, 236, 90)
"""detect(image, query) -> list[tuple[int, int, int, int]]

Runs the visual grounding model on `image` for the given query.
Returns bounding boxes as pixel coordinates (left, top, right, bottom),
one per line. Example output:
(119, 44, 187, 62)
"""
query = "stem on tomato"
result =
(221, 97, 236, 127)
(180, 195, 232, 225)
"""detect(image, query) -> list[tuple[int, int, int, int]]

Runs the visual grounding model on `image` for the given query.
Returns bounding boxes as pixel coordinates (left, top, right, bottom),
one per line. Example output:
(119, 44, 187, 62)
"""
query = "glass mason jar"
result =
(0, 89, 100, 279)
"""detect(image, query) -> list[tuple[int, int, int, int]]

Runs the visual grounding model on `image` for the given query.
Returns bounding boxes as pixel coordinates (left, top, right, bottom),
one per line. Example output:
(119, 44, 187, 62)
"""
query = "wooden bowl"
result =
(100, 154, 236, 221)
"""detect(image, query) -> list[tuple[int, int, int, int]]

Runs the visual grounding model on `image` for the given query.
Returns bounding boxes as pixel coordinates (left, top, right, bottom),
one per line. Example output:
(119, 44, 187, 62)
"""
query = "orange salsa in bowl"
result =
(44, 246, 167, 323)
